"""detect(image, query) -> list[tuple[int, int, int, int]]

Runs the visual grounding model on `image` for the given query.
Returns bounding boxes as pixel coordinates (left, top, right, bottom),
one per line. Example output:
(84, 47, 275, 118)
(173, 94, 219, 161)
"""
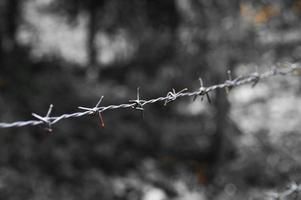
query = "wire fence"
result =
(0, 63, 300, 130)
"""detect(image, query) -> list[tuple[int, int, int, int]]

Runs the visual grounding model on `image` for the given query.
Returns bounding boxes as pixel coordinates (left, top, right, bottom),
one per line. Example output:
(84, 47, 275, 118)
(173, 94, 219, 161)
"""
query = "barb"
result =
(164, 88, 188, 106)
(32, 104, 54, 132)
(0, 63, 300, 129)
(225, 70, 233, 94)
(78, 96, 105, 128)
(129, 87, 145, 118)
(193, 78, 211, 103)
(129, 87, 145, 111)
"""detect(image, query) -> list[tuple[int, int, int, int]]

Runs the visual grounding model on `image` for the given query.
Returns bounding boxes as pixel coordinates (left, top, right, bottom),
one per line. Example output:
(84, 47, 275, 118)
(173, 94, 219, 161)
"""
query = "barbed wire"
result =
(0, 63, 300, 130)
(266, 182, 301, 200)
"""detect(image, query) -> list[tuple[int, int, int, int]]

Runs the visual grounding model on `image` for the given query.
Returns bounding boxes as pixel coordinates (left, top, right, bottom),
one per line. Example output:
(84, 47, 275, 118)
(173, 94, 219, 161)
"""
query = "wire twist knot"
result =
(164, 88, 188, 106)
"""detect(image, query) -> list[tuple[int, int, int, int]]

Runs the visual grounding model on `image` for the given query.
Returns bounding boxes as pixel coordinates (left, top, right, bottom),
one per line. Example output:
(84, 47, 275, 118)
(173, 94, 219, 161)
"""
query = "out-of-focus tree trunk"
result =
(207, 72, 230, 181)
(86, 1, 99, 80)
(0, 24, 4, 63)
(184, 1, 241, 186)
(4, 0, 20, 52)
(0, 0, 21, 66)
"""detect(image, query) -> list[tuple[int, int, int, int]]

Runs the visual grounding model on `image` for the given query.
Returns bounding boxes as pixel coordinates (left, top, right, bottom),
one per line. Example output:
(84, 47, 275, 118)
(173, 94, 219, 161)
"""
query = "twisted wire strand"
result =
(0, 63, 300, 129)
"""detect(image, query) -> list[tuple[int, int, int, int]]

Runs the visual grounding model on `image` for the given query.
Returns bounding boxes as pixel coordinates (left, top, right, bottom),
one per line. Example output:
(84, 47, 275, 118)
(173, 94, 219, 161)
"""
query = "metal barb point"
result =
(95, 96, 104, 108)
(205, 92, 211, 103)
(225, 70, 233, 94)
(98, 112, 105, 128)
(137, 87, 140, 101)
(199, 78, 204, 87)
(46, 104, 53, 118)
(250, 66, 260, 88)
(78, 96, 104, 113)
(227, 70, 232, 80)
(251, 73, 260, 88)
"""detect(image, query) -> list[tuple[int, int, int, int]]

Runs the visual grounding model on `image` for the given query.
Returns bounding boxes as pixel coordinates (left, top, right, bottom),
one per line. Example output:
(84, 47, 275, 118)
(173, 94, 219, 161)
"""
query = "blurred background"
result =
(0, 0, 301, 199)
